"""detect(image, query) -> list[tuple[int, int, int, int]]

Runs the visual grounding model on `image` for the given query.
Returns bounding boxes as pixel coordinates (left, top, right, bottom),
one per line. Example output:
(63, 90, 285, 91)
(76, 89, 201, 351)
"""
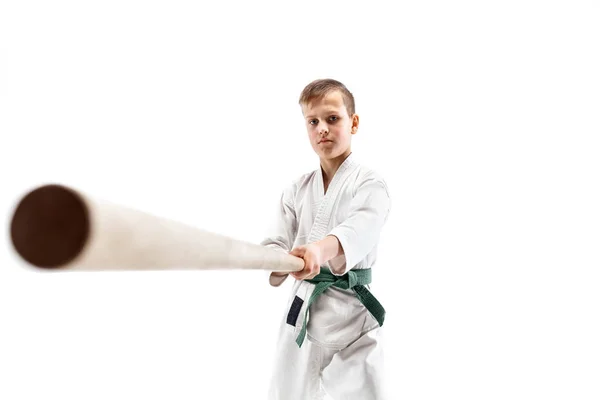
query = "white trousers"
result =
(268, 285, 387, 400)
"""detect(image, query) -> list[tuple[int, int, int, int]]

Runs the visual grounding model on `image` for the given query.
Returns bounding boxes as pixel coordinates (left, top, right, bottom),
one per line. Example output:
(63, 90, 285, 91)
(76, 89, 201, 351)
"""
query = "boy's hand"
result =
(289, 244, 323, 280)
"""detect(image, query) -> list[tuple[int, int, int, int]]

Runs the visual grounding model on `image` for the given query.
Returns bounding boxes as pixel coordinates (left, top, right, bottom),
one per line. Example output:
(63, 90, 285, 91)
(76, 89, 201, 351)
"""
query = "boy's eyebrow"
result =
(305, 110, 340, 119)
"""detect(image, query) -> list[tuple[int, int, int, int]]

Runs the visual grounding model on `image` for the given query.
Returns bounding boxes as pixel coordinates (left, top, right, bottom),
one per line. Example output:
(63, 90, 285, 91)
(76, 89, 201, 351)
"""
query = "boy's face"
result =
(301, 90, 359, 162)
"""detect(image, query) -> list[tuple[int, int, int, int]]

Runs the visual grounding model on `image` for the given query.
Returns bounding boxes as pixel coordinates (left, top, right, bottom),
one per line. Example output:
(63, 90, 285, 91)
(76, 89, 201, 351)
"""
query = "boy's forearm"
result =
(315, 235, 344, 264)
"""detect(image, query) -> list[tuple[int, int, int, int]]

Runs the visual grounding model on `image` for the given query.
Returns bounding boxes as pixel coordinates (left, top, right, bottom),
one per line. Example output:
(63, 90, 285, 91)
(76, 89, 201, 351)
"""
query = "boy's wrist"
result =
(315, 235, 342, 265)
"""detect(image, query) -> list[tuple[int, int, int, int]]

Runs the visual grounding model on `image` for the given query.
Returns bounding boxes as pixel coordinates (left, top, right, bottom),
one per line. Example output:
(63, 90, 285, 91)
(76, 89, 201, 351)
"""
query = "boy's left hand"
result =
(289, 244, 323, 280)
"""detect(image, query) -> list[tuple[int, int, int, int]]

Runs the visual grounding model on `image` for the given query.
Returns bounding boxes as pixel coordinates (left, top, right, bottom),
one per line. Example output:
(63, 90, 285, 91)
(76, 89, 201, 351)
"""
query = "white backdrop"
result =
(1, 1, 599, 399)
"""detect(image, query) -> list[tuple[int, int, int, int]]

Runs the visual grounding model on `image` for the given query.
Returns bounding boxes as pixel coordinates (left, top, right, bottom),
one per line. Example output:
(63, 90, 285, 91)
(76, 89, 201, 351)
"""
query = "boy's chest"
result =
(294, 183, 353, 237)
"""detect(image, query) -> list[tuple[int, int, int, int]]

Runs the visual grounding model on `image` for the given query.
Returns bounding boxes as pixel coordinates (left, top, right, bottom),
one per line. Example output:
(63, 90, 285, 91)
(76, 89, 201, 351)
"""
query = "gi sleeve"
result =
(327, 173, 391, 276)
(260, 184, 298, 286)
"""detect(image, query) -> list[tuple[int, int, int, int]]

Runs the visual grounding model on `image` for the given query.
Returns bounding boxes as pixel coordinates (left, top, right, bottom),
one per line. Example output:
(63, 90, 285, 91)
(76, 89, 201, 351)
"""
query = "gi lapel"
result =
(287, 154, 359, 337)
(308, 153, 359, 243)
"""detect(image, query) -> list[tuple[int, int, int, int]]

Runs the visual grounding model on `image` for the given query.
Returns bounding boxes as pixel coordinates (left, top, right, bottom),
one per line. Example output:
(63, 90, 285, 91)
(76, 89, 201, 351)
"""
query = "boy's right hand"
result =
(289, 244, 323, 280)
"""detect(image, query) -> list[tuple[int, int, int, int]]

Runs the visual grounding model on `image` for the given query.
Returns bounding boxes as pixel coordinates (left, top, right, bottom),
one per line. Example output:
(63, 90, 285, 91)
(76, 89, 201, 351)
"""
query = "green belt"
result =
(295, 267, 386, 348)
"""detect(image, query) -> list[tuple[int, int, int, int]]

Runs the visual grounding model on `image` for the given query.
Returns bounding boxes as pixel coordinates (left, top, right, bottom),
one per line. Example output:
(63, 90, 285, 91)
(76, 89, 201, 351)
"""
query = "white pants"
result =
(268, 283, 387, 400)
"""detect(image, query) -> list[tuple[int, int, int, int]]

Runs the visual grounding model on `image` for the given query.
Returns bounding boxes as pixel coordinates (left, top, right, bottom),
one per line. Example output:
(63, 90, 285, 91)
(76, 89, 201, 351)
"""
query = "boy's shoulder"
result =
(294, 169, 319, 186)
(278, 169, 317, 201)
(354, 162, 386, 181)
(349, 161, 389, 192)
(281, 169, 317, 196)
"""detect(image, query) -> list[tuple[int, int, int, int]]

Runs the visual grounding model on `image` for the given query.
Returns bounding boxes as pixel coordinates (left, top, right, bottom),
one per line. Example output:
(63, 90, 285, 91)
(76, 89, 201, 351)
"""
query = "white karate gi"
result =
(261, 153, 391, 400)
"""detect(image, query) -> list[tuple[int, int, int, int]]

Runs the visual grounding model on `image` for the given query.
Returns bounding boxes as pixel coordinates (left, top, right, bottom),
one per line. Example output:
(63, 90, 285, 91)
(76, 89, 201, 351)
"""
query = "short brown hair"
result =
(299, 79, 356, 116)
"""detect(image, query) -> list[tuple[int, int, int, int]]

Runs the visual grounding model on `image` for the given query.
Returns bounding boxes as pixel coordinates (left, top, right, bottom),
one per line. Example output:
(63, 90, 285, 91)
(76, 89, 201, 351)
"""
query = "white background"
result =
(1, 1, 599, 399)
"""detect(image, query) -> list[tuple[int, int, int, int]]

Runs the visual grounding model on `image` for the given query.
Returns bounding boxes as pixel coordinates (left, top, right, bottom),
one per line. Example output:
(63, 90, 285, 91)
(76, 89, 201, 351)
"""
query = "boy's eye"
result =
(328, 116, 339, 122)
(309, 119, 318, 125)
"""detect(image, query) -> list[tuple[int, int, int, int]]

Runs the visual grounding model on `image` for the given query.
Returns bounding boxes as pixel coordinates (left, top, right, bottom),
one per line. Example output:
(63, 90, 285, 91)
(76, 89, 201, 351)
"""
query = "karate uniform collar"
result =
(320, 152, 357, 179)
(317, 152, 358, 198)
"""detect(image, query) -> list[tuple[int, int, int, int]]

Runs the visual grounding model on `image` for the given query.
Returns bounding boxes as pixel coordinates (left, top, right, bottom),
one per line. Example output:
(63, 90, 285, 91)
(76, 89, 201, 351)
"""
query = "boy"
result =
(262, 79, 391, 399)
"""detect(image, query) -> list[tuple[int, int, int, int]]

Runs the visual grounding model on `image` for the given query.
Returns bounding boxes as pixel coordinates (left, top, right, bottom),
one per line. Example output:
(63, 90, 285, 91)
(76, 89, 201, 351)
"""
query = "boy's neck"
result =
(320, 150, 352, 192)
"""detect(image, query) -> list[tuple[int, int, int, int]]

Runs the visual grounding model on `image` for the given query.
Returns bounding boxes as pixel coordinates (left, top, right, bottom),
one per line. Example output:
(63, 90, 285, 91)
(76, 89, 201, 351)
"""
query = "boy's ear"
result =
(351, 114, 359, 134)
